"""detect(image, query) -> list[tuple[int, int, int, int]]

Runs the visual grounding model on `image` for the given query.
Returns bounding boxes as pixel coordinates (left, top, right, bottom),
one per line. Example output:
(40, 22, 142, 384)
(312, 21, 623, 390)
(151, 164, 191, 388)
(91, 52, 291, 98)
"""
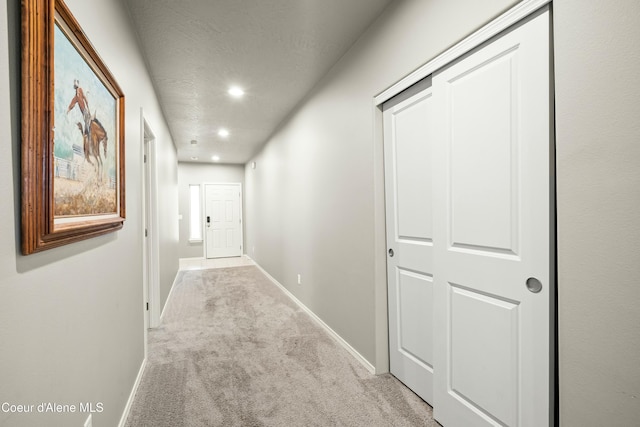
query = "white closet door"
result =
(432, 9, 551, 427)
(384, 87, 435, 404)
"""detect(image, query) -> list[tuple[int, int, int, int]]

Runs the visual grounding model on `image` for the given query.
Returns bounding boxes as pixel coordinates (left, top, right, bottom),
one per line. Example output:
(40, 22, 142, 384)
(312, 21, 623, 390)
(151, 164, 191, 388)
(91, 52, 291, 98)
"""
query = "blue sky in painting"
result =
(53, 24, 117, 176)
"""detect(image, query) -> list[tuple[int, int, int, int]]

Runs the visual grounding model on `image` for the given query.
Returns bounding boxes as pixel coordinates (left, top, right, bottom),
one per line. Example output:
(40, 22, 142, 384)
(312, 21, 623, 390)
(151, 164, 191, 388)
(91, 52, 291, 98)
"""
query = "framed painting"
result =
(21, 0, 125, 255)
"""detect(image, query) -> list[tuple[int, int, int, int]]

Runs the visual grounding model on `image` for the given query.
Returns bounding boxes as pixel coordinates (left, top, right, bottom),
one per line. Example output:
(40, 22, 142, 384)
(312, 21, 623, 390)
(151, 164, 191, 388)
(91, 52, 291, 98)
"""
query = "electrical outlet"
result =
(297, 274, 301, 285)
(83, 414, 92, 427)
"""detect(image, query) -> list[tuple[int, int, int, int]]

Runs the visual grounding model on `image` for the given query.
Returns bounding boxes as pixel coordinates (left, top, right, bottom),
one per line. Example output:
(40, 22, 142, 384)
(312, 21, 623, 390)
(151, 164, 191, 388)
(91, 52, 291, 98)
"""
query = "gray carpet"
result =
(125, 266, 437, 426)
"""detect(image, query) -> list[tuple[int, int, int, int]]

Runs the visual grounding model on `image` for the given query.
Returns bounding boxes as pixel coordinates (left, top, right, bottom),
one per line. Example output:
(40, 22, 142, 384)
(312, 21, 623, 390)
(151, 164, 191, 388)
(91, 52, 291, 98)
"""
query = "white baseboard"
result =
(252, 261, 376, 375)
(179, 256, 205, 262)
(178, 257, 205, 270)
(118, 357, 147, 427)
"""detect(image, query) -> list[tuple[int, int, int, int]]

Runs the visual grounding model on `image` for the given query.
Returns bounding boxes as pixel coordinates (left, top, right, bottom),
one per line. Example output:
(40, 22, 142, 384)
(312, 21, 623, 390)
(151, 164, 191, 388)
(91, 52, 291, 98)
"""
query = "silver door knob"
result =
(526, 277, 542, 293)
(388, 249, 394, 257)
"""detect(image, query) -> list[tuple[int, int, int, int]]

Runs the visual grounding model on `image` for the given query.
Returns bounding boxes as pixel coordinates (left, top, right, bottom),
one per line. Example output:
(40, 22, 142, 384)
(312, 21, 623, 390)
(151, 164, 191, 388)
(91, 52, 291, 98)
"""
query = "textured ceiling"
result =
(123, 0, 395, 164)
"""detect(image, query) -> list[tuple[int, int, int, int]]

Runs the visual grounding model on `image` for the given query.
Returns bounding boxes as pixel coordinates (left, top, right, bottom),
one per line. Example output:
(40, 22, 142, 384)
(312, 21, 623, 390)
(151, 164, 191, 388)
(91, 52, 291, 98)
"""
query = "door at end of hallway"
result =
(204, 183, 242, 259)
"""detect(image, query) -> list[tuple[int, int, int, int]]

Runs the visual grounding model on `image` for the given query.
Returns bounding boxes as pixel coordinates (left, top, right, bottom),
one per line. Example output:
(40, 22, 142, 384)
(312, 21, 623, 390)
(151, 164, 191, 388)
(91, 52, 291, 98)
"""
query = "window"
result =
(189, 184, 202, 242)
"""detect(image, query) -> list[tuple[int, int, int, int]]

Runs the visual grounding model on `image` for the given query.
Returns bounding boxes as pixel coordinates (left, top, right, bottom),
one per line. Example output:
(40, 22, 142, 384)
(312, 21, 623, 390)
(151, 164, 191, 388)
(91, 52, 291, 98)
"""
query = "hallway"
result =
(2, 1, 639, 426)
(125, 260, 435, 426)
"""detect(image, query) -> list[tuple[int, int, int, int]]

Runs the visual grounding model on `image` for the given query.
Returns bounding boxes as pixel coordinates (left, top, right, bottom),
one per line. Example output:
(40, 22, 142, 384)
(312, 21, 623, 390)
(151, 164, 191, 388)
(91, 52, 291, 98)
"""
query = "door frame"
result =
(141, 111, 161, 336)
(202, 182, 244, 259)
(372, 0, 556, 423)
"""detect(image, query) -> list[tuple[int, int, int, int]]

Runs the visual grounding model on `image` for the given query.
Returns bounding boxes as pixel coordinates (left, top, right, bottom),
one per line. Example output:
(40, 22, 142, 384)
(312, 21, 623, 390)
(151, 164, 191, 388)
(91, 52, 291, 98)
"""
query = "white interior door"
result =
(205, 184, 242, 259)
(432, 10, 551, 427)
(384, 83, 435, 405)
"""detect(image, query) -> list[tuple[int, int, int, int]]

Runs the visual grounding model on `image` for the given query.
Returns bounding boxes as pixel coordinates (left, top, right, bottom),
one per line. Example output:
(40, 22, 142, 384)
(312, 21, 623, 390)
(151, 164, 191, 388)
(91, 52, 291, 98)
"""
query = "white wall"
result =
(177, 162, 245, 259)
(554, 0, 640, 425)
(0, 0, 178, 426)
(245, 0, 520, 365)
(155, 138, 180, 313)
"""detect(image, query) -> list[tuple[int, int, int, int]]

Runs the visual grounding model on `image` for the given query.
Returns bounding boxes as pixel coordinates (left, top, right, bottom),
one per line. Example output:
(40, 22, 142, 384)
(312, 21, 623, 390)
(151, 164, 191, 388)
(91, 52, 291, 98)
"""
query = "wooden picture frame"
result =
(21, 0, 125, 255)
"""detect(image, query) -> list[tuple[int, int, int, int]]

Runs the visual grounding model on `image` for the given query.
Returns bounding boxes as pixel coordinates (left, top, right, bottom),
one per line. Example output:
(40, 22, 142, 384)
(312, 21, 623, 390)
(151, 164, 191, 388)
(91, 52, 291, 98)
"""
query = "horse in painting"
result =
(76, 117, 108, 181)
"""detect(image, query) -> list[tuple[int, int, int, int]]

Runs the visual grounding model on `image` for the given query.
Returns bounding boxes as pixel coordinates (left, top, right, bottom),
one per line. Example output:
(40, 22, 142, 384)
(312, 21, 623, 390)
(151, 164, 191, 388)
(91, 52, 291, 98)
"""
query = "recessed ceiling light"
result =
(190, 156, 198, 160)
(228, 86, 244, 98)
(211, 155, 220, 162)
(218, 128, 229, 138)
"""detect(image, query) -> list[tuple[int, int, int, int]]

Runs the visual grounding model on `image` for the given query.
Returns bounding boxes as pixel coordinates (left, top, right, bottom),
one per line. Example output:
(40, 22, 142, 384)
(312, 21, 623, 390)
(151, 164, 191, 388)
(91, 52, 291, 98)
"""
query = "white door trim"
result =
(140, 111, 149, 357)
(372, 0, 553, 374)
(202, 182, 244, 258)
(141, 111, 161, 333)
